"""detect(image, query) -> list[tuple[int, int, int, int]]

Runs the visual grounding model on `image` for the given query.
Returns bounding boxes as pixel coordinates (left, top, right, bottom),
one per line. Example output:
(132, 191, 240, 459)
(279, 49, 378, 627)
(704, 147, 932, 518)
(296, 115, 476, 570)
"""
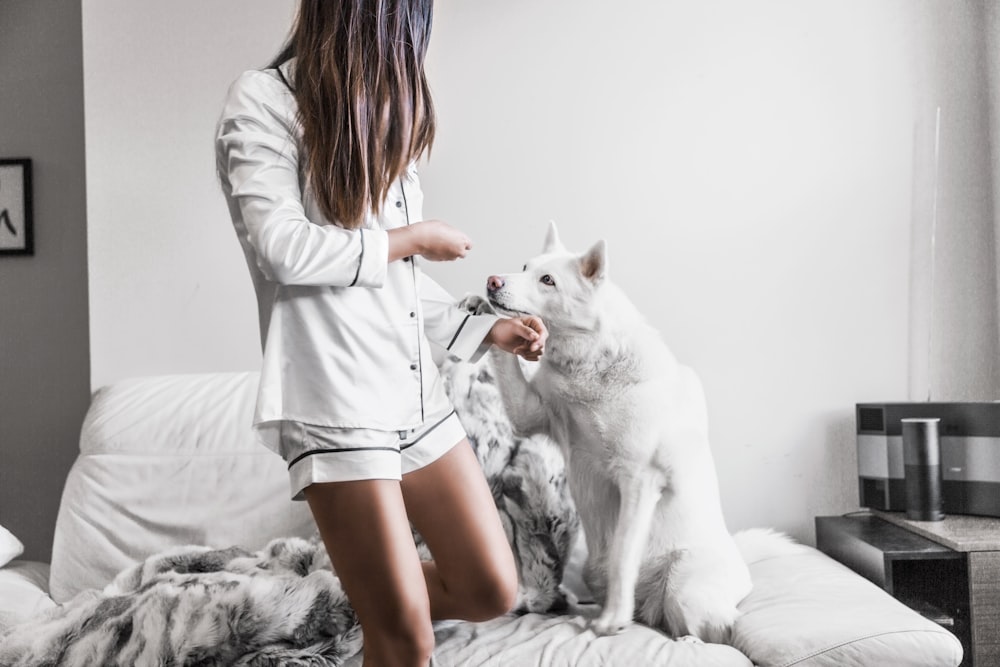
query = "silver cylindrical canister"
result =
(902, 418, 944, 521)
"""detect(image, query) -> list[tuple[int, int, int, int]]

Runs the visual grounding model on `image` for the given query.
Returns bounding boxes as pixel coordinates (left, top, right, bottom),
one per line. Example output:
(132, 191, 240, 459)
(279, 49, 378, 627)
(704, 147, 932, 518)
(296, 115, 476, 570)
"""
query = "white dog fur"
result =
(486, 222, 756, 642)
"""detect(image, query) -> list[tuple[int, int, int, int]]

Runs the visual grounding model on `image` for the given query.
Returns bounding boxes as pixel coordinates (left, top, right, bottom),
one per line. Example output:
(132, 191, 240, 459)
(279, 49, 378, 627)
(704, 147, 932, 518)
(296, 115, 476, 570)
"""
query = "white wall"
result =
(84, 0, 1000, 544)
(905, 0, 997, 402)
(420, 0, 999, 540)
(82, 0, 297, 387)
(0, 0, 90, 562)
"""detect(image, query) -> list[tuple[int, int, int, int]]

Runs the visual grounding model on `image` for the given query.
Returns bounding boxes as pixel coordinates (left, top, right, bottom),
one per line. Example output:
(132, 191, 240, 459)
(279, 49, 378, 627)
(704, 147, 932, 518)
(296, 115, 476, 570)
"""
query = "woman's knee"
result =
(365, 603, 435, 666)
(464, 560, 520, 620)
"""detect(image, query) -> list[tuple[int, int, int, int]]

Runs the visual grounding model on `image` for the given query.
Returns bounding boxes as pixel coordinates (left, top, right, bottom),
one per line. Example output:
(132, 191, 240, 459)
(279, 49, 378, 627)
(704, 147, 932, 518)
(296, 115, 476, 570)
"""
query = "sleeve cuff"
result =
(352, 228, 389, 288)
(446, 313, 499, 363)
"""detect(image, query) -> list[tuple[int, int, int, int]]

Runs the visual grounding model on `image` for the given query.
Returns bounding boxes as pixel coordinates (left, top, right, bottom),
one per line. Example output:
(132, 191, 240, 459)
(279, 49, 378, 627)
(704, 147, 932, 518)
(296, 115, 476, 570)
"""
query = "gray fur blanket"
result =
(0, 352, 579, 667)
(0, 539, 360, 666)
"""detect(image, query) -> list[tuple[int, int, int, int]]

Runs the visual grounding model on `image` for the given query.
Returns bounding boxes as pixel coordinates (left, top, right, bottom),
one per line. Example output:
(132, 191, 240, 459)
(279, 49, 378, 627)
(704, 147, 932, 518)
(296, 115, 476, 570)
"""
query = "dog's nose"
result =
(487, 275, 505, 292)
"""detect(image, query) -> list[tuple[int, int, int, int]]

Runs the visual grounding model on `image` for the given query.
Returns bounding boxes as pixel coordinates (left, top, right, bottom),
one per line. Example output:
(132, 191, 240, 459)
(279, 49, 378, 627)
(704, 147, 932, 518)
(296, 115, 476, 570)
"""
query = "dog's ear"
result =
(579, 240, 607, 284)
(542, 220, 565, 254)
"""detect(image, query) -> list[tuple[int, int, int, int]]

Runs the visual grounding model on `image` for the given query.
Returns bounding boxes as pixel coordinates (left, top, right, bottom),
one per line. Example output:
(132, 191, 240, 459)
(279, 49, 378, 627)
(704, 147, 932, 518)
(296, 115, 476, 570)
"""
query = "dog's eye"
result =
(540, 274, 555, 286)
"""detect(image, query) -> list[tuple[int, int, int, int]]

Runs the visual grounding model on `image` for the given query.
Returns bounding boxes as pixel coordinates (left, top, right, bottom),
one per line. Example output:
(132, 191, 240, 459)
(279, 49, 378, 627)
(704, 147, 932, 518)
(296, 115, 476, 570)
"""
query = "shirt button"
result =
(410, 363, 418, 370)
(395, 200, 403, 208)
(409, 312, 416, 318)
(403, 256, 410, 262)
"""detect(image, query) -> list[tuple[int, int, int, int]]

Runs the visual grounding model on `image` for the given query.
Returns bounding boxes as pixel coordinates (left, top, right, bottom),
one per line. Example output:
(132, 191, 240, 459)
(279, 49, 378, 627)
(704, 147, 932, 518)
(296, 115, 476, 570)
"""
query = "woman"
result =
(215, 2, 546, 665)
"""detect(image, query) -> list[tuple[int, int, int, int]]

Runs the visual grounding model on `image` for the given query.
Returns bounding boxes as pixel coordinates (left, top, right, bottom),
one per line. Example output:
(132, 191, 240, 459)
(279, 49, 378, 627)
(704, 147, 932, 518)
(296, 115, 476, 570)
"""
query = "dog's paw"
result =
(457, 294, 496, 316)
(515, 587, 571, 616)
(590, 611, 630, 636)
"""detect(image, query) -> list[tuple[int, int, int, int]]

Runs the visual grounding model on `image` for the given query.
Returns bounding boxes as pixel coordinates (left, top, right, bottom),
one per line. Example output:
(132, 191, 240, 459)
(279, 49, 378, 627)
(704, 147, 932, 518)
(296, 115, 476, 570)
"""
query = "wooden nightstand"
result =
(816, 512, 1000, 667)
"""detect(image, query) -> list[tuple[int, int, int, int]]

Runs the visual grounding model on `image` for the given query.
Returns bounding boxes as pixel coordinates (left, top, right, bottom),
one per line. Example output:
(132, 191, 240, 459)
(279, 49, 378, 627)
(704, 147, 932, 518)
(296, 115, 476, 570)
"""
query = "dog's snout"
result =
(487, 275, 505, 292)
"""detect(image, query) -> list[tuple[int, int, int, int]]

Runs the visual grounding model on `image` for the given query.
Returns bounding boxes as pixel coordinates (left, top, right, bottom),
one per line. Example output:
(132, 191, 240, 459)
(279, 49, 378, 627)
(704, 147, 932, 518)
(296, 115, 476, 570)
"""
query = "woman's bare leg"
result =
(304, 479, 434, 667)
(401, 439, 519, 621)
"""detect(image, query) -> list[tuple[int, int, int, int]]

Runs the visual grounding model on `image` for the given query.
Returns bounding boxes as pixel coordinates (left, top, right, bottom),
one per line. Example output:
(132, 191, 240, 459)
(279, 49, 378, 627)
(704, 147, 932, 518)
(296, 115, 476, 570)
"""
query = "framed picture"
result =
(0, 158, 34, 256)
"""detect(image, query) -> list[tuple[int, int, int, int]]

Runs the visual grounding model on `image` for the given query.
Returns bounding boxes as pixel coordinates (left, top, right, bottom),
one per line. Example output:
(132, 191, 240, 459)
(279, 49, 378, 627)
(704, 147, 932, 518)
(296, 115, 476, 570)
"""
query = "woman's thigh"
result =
(303, 479, 433, 650)
(400, 439, 518, 617)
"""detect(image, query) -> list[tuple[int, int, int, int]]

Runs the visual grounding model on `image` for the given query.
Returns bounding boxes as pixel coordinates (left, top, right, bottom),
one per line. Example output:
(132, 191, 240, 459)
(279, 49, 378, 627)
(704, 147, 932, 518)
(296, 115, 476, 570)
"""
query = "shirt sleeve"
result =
(418, 273, 499, 363)
(215, 71, 388, 288)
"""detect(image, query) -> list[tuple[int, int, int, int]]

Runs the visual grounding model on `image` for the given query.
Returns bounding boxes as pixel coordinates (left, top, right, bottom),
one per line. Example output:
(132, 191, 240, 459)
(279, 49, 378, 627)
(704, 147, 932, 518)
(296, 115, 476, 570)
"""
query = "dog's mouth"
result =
(487, 294, 535, 319)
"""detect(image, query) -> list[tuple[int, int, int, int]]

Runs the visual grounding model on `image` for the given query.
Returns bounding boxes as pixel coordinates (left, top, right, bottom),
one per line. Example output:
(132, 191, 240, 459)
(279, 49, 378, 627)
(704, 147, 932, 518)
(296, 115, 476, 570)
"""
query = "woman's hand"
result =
(488, 316, 548, 361)
(388, 220, 472, 262)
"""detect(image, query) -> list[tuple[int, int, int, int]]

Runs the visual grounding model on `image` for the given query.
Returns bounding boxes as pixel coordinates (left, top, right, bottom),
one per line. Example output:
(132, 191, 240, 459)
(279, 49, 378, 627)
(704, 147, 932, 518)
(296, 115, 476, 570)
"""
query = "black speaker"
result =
(902, 418, 944, 521)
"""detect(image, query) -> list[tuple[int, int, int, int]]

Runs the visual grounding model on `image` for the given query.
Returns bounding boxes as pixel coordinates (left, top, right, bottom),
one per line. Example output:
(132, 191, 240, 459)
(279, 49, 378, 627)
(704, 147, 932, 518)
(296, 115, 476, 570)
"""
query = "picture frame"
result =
(0, 158, 34, 256)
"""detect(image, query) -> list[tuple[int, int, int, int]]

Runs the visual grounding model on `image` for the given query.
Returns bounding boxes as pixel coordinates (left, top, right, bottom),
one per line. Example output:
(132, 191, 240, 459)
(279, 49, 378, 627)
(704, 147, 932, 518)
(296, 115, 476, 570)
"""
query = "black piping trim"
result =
(400, 410, 457, 451)
(446, 314, 472, 351)
(287, 445, 397, 470)
(284, 410, 457, 468)
(275, 65, 293, 92)
(400, 181, 426, 422)
(349, 229, 365, 287)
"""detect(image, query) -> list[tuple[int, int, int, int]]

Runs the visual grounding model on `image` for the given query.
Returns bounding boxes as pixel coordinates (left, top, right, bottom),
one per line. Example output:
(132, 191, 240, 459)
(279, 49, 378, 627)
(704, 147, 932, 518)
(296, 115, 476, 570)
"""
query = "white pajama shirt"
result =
(215, 60, 497, 459)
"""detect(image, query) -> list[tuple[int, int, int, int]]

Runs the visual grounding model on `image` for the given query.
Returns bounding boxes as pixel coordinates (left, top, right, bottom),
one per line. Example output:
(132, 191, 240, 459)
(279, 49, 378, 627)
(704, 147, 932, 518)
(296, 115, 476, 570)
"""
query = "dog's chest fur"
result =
(532, 327, 676, 464)
(520, 315, 727, 558)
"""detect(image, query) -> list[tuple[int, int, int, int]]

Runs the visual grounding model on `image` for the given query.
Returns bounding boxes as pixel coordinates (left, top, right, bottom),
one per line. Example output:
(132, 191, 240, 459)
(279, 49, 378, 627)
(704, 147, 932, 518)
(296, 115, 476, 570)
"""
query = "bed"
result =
(0, 370, 962, 666)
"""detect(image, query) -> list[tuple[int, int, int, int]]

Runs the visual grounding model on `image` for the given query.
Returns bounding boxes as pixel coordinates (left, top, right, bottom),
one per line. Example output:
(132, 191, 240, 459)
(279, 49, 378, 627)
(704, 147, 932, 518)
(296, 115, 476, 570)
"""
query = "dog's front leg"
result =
(591, 474, 662, 636)
(489, 348, 547, 437)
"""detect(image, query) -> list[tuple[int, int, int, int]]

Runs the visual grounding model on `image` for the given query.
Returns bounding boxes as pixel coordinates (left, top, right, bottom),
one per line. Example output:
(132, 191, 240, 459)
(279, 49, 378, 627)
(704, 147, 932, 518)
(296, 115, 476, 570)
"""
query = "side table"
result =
(816, 512, 1000, 667)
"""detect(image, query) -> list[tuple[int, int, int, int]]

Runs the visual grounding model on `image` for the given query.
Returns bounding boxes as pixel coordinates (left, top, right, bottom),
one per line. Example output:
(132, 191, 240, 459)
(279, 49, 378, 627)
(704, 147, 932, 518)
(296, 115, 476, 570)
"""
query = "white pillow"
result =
(49, 372, 316, 603)
(0, 526, 24, 568)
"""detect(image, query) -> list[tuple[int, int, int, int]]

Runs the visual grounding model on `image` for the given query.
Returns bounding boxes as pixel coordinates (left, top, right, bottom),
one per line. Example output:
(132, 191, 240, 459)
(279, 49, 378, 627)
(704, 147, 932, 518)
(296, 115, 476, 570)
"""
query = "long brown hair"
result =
(271, 0, 436, 229)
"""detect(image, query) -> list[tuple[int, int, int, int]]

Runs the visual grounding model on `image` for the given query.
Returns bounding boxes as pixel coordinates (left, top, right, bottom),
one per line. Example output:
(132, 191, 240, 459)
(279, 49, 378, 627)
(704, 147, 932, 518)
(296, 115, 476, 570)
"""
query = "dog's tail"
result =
(732, 527, 805, 565)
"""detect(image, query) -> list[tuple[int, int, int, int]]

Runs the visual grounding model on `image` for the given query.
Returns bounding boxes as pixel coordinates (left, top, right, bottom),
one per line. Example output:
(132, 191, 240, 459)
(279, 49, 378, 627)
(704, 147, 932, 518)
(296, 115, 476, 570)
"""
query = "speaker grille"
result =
(858, 407, 885, 433)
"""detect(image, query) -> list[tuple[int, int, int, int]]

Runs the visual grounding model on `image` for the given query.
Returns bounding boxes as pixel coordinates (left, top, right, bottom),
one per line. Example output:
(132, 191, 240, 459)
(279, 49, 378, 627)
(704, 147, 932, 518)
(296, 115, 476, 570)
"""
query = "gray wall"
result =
(0, 0, 90, 562)
(989, 3, 1000, 327)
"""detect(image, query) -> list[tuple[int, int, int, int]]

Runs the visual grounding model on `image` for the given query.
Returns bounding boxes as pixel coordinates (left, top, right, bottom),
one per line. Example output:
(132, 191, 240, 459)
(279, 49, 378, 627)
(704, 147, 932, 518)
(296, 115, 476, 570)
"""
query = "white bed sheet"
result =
(342, 532, 751, 667)
(342, 607, 751, 667)
(429, 606, 752, 667)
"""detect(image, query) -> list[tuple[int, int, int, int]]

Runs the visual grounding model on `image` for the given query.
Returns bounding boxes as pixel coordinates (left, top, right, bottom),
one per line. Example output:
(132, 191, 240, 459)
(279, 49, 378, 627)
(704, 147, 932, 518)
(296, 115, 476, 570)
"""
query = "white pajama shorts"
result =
(278, 406, 467, 501)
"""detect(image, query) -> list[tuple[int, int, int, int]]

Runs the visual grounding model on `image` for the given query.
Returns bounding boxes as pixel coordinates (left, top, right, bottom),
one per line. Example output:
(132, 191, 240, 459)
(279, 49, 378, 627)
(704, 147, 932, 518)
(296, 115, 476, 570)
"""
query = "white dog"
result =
(485, 222, 754, 642)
